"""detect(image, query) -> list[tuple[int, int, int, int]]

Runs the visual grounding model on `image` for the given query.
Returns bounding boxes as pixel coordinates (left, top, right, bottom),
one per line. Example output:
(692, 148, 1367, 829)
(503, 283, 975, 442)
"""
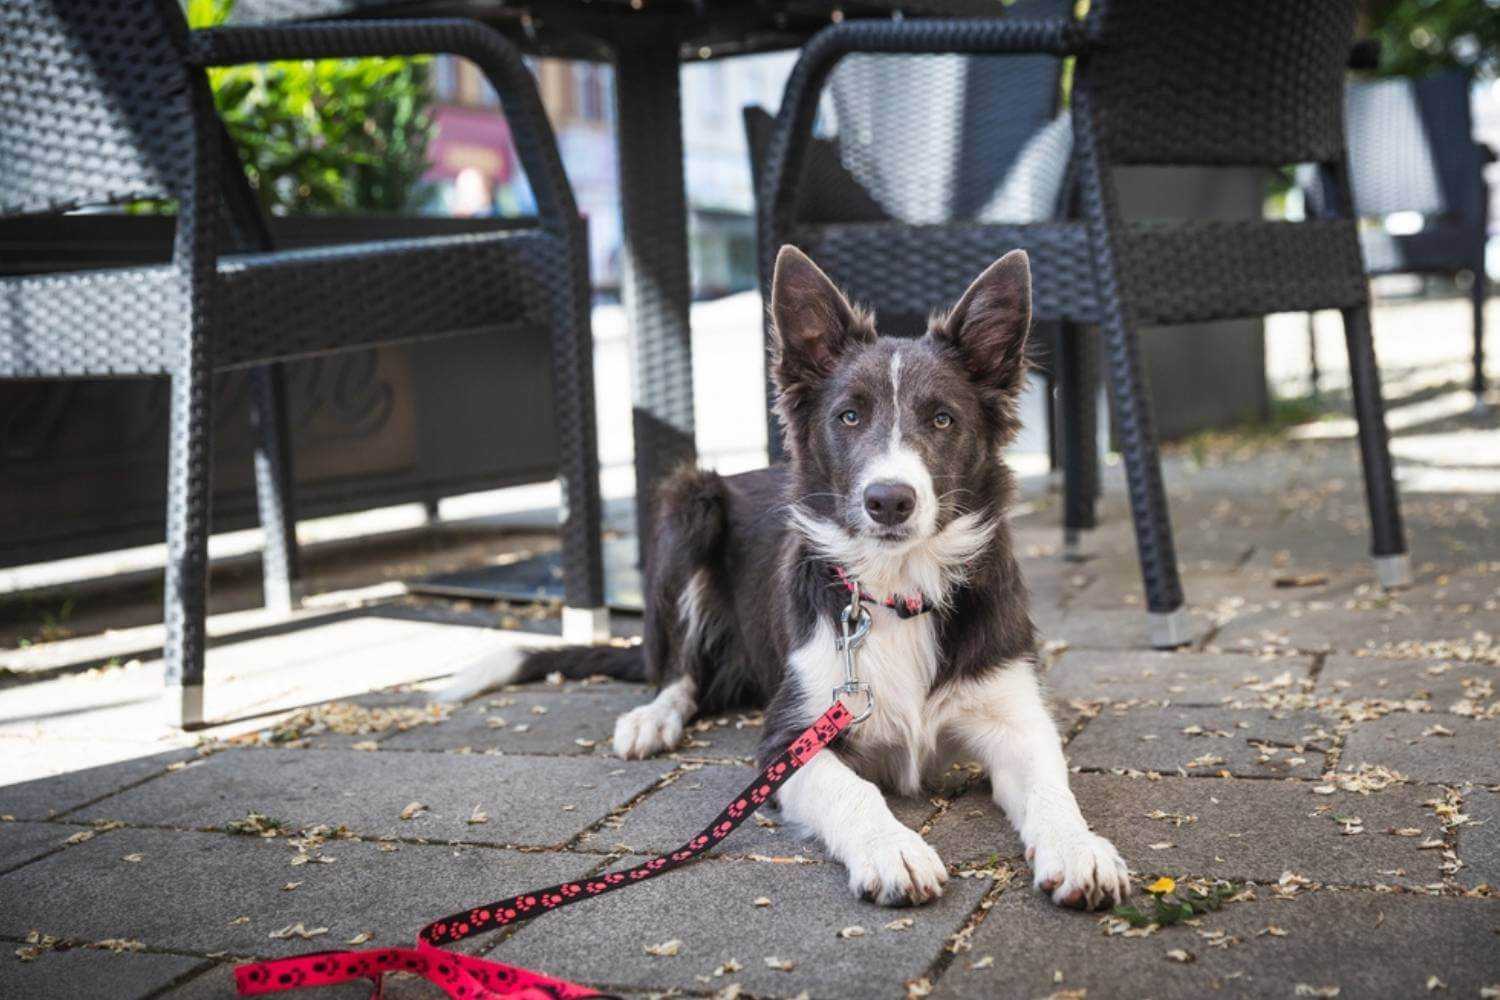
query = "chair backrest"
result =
(0, 0, 195, 218)
(823, 0, 1071, 224)
(1343, 69, 1483, 223)
(1080, 0, 1355, 167)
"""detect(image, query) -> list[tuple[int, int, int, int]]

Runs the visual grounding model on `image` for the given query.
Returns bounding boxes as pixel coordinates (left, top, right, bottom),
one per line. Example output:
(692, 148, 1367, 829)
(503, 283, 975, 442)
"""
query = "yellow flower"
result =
(1146, 877, 1176, 895)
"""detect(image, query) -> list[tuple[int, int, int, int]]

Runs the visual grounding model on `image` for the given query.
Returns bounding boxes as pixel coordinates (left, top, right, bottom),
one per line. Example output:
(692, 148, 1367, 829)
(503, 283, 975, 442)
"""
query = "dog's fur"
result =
(441, 246, 1129, 910)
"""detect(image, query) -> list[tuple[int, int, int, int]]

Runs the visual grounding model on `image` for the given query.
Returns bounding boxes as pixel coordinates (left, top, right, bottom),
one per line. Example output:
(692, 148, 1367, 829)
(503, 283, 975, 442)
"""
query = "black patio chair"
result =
(1306, 68, 1492, 401)
(752, 0, 1411, 648)
(0, 0, 605, 726)
(743, 0, 1102, 561)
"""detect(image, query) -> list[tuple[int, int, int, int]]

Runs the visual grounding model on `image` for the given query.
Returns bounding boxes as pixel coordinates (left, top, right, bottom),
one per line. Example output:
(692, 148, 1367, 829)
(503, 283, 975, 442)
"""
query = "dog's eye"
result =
(839, 409, 860, 427)
(933, 411, 953, 429)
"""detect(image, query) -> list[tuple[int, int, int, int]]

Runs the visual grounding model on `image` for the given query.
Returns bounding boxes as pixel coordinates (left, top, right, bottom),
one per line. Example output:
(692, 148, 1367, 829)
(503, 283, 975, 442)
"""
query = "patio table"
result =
(232, 0, 994, 610)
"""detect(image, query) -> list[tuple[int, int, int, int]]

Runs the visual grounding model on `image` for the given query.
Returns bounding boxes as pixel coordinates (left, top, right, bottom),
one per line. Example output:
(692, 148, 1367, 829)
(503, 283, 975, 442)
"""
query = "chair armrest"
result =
(187, 20, 578, 235)
(759, 17, 1086, 275)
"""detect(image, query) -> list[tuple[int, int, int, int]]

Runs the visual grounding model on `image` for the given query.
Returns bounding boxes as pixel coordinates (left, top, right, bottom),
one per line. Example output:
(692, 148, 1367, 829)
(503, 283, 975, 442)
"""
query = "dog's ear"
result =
(770, 246, 866, 402)
(935, 249, 1031, 394)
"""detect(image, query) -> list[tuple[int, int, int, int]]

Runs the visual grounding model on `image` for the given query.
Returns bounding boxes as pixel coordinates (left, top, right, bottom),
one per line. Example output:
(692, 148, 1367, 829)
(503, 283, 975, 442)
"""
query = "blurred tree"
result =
(187, 0, 436, 214)
(1362, 0, 1500, 78)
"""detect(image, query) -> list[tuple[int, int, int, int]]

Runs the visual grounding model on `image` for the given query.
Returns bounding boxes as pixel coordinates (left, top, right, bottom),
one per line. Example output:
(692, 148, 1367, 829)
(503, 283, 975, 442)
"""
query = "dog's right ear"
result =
(770, 246, 865, 402)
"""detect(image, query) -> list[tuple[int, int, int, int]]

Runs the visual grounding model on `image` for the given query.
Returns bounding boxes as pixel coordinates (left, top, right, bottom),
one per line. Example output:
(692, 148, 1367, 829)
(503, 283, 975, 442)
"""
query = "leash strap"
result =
(235, 701, 855, 1000)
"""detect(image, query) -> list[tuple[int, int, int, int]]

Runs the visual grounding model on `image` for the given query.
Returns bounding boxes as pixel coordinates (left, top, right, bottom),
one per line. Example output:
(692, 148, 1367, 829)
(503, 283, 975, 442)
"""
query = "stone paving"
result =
(3, 379, 1500, 997)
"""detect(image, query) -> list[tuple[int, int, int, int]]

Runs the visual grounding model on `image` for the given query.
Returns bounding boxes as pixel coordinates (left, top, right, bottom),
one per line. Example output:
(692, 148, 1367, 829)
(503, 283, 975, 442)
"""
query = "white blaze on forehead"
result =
(859, 346, 937, 538)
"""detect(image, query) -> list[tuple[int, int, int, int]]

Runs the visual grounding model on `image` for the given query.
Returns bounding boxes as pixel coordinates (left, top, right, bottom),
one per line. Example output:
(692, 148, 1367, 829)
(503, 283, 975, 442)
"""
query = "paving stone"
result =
(380, 686, 645, 755)
(1460, 786, 1500, 890)
(921, 791, 1024, 868)
(0, 947, 205, 1000)
(1317, 654, 1499, 711)
(71, 748, 664, 848)
(575, 764, 940, 862)
(1043, 649, 1315, 708)
(0, 820, 109, 873)
(0, 747, 198, 820)
(1213, 599, 1487, 656)
(1067, 771, 1448, 886)
(931, 882, 1500, 999)
(1049, 608, 1215, 651)
(1340, 715, 1500, 785)
(0, 827, 594, 959)
(493, 855, 990, 996)
(1065, 705, 1333, 779)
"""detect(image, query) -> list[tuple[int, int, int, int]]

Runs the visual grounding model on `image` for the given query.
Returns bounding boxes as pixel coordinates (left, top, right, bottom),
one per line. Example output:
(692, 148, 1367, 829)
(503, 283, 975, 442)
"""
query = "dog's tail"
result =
(436, 641, 646, 704)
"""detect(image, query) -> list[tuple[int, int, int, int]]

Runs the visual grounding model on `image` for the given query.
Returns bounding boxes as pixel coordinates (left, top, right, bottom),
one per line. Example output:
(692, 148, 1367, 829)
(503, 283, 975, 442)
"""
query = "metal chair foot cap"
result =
(1374, 553, 1413, 590)
(562, 606, 610, 644)
(166, 684, 205, 730)
(1148, 608, 1193, 649)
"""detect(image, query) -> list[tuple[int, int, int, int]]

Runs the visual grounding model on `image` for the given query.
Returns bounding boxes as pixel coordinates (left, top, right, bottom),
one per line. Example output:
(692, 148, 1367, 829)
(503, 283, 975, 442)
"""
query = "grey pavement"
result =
(3, 302, 1499, 998)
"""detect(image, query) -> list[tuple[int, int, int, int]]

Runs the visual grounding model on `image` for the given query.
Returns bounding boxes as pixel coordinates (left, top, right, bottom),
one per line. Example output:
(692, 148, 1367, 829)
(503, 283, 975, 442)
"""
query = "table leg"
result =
(614, 34, 697, 567)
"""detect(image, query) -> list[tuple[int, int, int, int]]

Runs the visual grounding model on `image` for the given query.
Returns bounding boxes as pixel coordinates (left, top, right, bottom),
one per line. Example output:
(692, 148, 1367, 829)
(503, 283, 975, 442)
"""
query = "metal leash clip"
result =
(833, 578, 874, 724)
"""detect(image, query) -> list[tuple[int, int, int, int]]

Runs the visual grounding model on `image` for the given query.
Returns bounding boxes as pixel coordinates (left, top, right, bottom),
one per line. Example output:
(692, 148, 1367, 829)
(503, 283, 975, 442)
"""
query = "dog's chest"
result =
(790, 612, 946, 795)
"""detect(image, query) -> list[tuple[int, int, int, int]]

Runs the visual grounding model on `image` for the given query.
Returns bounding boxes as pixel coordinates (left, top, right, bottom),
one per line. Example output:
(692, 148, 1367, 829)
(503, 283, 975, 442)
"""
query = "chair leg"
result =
(1341, 305, 1411, 589)
(164, 367, 214, 729)
(1472, 259, 1488, 404)
(1306, 312, 1321, 401)
(1056, 320, 1098, 561)
(249, 363, 301, 614)
(1071, 89, 1189, 648)
(545, 224, 609, 643)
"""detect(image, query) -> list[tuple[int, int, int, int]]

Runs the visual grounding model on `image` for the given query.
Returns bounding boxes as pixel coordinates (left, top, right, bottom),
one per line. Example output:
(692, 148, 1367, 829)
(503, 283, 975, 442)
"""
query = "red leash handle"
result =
(235, 702, 855, 1000)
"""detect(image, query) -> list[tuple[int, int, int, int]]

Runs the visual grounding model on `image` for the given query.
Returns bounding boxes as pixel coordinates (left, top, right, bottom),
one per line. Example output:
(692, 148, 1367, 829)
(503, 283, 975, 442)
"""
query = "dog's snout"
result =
(863, 481, 917, 526)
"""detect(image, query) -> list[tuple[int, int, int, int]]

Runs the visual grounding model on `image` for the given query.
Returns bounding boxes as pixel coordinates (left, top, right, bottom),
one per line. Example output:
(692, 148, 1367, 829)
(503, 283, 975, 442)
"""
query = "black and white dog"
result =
(442, 246, 1130, 911)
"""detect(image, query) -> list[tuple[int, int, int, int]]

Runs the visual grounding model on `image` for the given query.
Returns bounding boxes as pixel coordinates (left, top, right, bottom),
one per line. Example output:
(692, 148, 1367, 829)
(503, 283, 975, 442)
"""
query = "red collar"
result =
(832, 565, 936, 619)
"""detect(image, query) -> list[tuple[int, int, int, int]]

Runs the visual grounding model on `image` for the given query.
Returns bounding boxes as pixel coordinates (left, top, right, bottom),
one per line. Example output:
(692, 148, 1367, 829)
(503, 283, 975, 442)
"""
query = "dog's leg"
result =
(951, 663, 1130, 909)
(614, 675, 696, 759)
(777, 751, 948, 906)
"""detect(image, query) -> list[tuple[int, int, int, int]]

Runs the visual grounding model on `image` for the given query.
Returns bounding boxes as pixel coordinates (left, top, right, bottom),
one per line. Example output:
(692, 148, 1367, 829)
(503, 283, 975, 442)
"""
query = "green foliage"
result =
(187, 0, 436, 215)
(1363, 0, 1500, 79)
(1112, 881, 1240, 929)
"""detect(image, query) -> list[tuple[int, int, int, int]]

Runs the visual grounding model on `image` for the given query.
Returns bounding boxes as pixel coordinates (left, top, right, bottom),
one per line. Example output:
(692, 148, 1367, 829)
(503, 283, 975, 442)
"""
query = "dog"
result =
(441, 245, 1130, 911)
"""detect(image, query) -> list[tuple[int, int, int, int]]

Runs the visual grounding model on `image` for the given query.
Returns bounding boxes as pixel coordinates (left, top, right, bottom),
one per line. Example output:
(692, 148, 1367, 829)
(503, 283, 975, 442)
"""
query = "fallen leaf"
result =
(399, 802, 428, 821)
(1294, 986, 1340, 998)
(968, 956, 995, 970)
(765, 957, 797, 972)
(712, 958, 743, 976)
(229, 916, 250, 926)
(467, 805, 489, 825)
(1166, 949, 1194, 963)
(884, 917, 915, 931)
(644, 939, 682, 957)
(574, 738, 597, 748)
(64, 830, 95, 845)
(1148, 842, 1175, 851)
(1426, 975, 1446, 991)
(350, 741, 380, 752)
(346, 932, 373, 945)
(282, 882, 302, 892)
(906, 977, 933, 998)
(93, 939, 144, 953)
(752, 897, 772, 907)
(838, 925, 867, 939)
(121, 853, 144, 863)
(269, 923, 329, 941)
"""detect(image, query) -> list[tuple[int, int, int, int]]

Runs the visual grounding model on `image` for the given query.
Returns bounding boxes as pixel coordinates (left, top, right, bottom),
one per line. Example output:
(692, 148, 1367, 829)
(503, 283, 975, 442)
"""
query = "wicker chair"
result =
(753, 0, 1411, 648)
(0, 0, 606, 725)
(1307, 68, 1491, 401)
(743, 0, 1104, 561)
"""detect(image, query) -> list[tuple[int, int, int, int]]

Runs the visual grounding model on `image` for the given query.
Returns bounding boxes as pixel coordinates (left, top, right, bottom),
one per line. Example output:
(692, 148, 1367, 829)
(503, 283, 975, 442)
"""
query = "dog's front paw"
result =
(1027, 829, 1130, 910)
(612, 703, 685, 759)
(845, 826, 949, 907)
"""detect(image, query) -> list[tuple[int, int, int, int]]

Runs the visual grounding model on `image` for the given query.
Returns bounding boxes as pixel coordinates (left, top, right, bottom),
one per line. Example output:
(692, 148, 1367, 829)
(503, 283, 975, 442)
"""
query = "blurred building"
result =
(426, 52, 794, 298)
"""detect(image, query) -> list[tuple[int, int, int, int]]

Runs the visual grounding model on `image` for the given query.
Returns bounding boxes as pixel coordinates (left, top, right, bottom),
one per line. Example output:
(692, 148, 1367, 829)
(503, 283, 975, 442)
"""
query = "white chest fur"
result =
(790, 612, 948, 796)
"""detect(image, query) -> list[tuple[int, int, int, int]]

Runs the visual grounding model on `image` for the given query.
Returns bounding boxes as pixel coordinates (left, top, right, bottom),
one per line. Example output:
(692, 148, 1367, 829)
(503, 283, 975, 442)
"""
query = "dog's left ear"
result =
(935, 249, 1031, 394)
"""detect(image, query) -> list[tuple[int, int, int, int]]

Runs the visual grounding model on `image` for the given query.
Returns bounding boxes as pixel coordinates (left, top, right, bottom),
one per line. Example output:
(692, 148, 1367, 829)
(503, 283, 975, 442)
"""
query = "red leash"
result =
(234, 702, 855, 1000)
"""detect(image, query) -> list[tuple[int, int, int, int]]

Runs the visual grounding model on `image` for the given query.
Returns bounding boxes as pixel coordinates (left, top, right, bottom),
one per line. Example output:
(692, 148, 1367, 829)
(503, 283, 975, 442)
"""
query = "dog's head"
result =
(771, 245, 1030, 559)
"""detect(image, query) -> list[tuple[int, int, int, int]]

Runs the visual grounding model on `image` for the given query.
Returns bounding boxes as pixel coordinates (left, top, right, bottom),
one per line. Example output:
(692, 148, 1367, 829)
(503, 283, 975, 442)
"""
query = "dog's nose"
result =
(863, 481, 917, 526)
